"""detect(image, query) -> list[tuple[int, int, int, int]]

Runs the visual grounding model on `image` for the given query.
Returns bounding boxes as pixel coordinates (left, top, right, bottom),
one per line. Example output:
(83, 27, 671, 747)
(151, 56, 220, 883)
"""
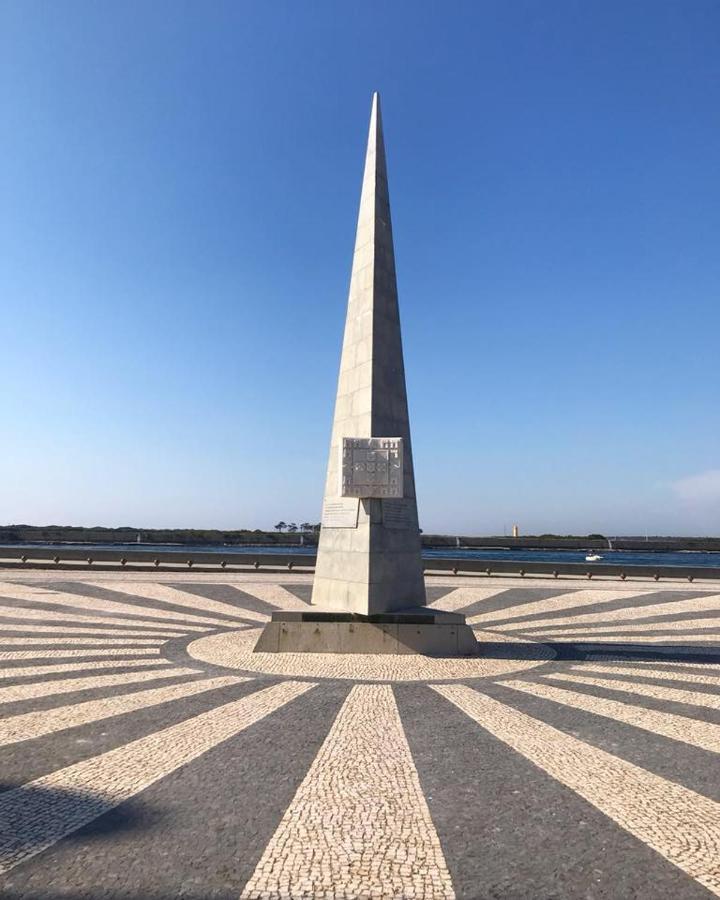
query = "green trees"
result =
(273, 521, 317, 533)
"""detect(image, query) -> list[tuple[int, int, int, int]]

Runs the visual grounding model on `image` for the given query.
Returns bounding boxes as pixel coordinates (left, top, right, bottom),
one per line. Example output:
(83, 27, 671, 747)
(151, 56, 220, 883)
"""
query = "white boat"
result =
(585, 553, 603, 562)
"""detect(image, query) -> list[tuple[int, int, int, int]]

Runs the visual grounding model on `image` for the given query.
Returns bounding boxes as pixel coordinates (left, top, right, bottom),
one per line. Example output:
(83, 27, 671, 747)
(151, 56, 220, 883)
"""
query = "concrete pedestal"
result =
(253, 608, 479, 657)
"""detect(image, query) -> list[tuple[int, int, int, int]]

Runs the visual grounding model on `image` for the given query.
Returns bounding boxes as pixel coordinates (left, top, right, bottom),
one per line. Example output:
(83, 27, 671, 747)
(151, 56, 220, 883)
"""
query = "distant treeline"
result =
(1, 525, 719, 552)
(423, 534, 720, 552)
(0, 526, 315, 546)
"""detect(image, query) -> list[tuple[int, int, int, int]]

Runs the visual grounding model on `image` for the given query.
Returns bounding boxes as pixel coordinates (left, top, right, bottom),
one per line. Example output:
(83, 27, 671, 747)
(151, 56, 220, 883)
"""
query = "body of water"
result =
(3, 542, 720, 568)
(423, 547, 720, 568)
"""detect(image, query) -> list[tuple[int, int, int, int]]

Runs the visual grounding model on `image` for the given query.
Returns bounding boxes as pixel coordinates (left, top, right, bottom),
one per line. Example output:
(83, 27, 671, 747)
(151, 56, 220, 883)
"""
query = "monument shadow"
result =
(477, 640, 720, 664)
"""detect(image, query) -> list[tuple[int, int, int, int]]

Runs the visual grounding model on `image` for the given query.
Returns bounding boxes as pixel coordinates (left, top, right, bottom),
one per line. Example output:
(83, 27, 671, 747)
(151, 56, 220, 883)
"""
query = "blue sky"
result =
(1, 1, 719, 535)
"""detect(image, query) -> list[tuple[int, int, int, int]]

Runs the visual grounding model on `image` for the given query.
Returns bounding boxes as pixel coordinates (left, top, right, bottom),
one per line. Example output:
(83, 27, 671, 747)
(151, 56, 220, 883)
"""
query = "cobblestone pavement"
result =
(0, 571, 719, 898)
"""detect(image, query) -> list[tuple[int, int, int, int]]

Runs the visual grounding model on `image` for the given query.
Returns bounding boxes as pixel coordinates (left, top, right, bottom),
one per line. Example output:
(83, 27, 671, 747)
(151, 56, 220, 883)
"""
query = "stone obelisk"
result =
(310, 91, 426, 615)
(254, 94, 477, 655)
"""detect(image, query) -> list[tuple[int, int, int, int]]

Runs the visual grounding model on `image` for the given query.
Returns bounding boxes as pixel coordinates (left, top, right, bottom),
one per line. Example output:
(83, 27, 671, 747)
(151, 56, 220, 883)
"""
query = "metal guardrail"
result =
(422, 557, 720, 582)
(1, 546, 720, 582)
(0, 547, 314, 572)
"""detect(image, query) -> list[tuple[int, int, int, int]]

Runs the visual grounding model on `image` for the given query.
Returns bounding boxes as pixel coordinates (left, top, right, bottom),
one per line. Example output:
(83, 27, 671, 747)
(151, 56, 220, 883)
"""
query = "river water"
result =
(3, 542, 720, 569)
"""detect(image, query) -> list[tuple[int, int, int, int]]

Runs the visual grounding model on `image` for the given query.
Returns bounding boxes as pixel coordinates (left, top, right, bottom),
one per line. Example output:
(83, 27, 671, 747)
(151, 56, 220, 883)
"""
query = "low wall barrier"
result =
(0, 547, 314, 572)
(422, 557, 720, 582)
(1, 546, 719, 582)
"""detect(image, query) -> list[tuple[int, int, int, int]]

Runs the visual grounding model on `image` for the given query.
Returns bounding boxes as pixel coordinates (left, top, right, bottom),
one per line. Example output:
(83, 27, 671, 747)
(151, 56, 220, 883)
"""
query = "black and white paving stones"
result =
(0, 570, 719, 899)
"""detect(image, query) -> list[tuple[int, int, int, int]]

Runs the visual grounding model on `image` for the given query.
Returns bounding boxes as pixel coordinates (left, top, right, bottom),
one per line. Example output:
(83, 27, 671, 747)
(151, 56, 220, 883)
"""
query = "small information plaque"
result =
(321, 497, 360, 529)
(341, 437, 404, 499)
(382, 498, 413, 530)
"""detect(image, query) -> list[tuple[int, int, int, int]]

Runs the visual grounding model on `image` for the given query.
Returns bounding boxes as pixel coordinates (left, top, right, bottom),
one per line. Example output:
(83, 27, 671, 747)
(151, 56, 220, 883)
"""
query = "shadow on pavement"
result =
(477, 640, 720, 664)
(0, 781, 153, 855)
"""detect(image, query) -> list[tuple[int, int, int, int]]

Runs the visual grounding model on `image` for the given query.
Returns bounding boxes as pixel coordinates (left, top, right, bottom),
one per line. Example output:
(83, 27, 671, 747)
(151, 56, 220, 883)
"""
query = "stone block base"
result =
(253, 608, 479, 657)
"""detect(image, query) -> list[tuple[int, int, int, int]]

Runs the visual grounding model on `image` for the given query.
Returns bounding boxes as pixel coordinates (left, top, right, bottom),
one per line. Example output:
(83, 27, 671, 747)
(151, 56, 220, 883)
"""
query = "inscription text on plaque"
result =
(382, 498, 413, 530)
(321, 498, 360, 529)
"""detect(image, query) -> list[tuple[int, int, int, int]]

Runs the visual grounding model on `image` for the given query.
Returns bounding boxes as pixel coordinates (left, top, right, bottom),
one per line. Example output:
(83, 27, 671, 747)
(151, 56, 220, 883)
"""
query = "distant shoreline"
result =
(2, 540, 720, 571)
(1, 527, 720, 554)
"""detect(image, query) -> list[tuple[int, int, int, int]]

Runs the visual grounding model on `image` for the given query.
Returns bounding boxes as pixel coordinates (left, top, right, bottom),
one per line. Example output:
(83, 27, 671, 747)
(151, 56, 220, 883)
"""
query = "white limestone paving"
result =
(0, 568, 719, 897)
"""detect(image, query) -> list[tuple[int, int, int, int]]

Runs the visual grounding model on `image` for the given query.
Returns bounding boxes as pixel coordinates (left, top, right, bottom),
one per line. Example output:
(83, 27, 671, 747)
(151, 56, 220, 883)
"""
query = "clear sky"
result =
(2, 1, 719, 536)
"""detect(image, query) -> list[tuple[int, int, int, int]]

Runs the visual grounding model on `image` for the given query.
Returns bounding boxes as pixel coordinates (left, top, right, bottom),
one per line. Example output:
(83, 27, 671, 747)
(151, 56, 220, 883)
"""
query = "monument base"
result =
(253, 607, 479, 656)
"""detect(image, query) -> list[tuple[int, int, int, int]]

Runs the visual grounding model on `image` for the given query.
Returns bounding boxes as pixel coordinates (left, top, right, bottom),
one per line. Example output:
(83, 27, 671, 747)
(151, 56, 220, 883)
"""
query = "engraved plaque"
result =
(382, 497, 413, 530)
(341, 437, 403, 498)
(321, 497, 360, 529)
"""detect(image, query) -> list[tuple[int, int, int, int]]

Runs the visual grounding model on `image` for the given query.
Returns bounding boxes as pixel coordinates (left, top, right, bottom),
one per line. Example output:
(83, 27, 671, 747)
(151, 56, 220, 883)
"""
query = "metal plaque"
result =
(321, 497, 360, 529)
(382, 497, 413, 530)
(341, 437, 404, 499)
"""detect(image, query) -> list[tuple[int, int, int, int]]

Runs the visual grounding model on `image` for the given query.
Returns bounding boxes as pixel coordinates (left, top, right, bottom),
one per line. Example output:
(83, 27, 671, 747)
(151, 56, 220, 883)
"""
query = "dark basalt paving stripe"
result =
(0, 629, 168, 639)
(0, 652, 168, 672)
(0, 614, 191, 635)
(396, 684, 708, 900)
(534, 626, 720, 639)
(0, 593, 207, 631)
(573, 661, 720, 678)
(455, 587, 578, 619)
(483, 589, 712, 629)
(46, 581, 260, 628)
(523, 670, 720, 722)
(169, 582, 279, 616)
(507, 641, 720, 664)
(0, 642, 163, 651)
(520, 605, 720, 633)
(0, 661, 173, 686)
(33, 581, 259, 628)
(485, 679, 720, 802)
(0, 671, 211, 720)
(0, 678, 263, 789)
(536, 663, 720, 705)
(0, 683, 349, 900)
(523, 653, 720, 679)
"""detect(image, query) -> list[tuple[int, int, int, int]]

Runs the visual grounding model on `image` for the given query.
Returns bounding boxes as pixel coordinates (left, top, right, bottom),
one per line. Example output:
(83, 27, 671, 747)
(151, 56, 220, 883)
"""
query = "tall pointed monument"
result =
(310, 92, 425, 615)
(255, 94, 478, 655)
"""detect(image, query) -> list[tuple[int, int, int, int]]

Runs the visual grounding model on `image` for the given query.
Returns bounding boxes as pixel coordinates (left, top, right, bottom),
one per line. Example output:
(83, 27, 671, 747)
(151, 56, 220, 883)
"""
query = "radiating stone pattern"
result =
(241, 684, 454, 900)
(0, 681, 313, 873)
(434, 684, 720, 895)
(0, 664, 192, 704)
(0, 674, 247, 747)
(0, 572, 719, 898)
